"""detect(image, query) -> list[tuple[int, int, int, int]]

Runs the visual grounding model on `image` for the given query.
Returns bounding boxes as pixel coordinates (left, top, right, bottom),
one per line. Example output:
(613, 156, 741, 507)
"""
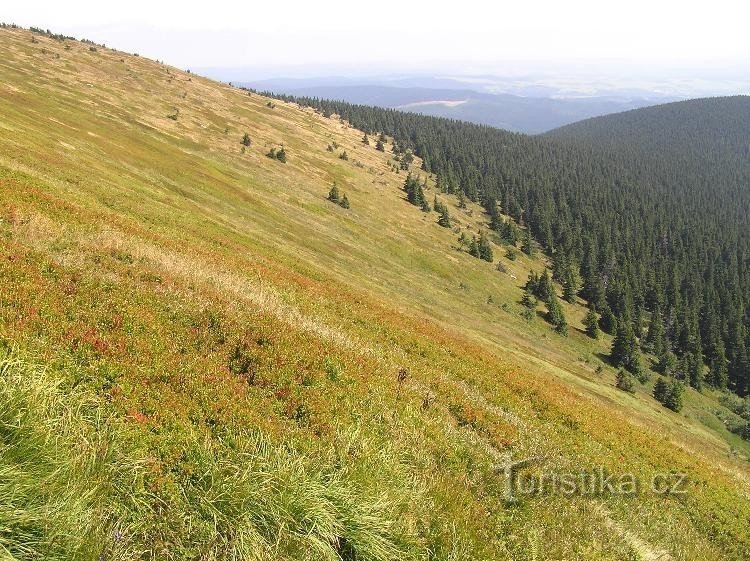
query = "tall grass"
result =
(0, 351, 419, 560)
(0, 352, 130, 560)
(151, 435, 418, 561)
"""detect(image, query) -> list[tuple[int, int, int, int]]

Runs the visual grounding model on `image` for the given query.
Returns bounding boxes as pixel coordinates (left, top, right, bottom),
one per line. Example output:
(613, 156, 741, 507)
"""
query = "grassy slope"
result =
(0, 27, 748, 560)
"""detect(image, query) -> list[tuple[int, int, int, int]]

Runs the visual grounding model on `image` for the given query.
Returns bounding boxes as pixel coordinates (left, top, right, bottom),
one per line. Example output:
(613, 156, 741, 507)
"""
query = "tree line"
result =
(261, 91, 750, 399)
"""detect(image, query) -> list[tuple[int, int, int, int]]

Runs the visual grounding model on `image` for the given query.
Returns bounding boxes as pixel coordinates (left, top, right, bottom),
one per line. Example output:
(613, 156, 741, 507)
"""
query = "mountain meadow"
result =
(0, 25, 749, 561)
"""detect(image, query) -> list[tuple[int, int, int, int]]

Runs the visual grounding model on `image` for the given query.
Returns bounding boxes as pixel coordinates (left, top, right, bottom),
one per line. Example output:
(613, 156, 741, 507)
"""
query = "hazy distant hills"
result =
(242, 81, 671, 133)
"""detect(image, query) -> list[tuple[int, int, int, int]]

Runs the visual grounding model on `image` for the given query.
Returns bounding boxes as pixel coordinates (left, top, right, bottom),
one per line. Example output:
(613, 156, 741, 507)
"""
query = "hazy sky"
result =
(3, 0, 749, 78)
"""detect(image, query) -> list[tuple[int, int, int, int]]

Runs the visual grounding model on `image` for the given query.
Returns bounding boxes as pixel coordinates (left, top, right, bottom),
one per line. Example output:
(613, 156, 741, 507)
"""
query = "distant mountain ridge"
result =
(242, 81, 668, 133)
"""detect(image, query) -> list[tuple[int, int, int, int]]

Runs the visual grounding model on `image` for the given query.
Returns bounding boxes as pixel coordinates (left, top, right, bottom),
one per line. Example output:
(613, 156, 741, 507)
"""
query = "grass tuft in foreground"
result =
(0, 350, 418, 560)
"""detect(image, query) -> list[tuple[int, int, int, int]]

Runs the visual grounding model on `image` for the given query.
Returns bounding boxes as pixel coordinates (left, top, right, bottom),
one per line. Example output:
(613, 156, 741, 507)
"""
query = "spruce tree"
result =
(584, 307, 600, 339)
(240, 132, 252, 146)
(521, 289, 536, 310)
(611, 321, 641, 374)
(339, 194, 350, 209)
(536, 269, 555, 302)
(687, 351, 704, 390)
(562, 270, 577, 303)
(657, 351, 678, 376)
(653, 376, 669, 403)
(488, 202, 502, 231)
(663, 380, 685, 412)
(327, 184, 341, 203)
(468, 236, 481, 258)
(599, 304, 618, 335)
(521, 230, 535, 256)
(437, 204, 451, 228)
(546, 291, 567, 335)
(525, 271, 540, 296)
(478, 231, 493, 262)
(502, 220, 520, 246)
(645, 307, 666, 354)
(709, 352, 729, 389)
(458, 191, 467, 209)
(616, 369, 635, 393)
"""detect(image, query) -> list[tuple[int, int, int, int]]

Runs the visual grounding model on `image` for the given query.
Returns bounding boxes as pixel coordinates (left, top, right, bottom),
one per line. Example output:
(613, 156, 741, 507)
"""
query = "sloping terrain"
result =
(547, 96, 750, 202)
(0, 26, 749, 560)
(547, 95, 750, 149)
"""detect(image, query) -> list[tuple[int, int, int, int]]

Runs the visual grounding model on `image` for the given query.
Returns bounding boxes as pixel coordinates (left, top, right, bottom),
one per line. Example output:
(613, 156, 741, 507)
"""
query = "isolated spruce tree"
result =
(536, 269, 555, 302)
(457, 191, 467, 209)
(546, 291, 567, 335)
(611, 321, 641, 374)
(521, 289, 536, 310)
(468, 236, 481, 258)
(362, 133, 369, 145)
(240, 132, 252, 147)
(478, 231, 493, 262)
(415, 185, 426, 208)
(327, 184, 341, 204)
(653, 377, 669, 403)
(405, 174, 426, 207)
(525, 271, 540, 296)
(339, 194, 350, 209)
(521, 290, 536, 321)
(403, 174, 414, 201)
(616, 369, 635, 393)
(663, 380, 685, 412)
(376, 138, 385, 151)
(437, 204, 451, 228)
(584, 307, 600, 339)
